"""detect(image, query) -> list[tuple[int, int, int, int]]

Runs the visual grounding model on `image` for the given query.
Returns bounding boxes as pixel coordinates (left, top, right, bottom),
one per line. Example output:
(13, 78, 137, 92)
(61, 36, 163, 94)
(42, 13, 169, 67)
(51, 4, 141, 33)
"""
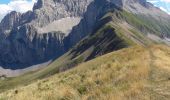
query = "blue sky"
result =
(0, 0, 37, 20)
(0, 0, 33, 4)
(148, 0, 170, 14)
(0, 0, 169, 21)
(0, 0, 10, 4)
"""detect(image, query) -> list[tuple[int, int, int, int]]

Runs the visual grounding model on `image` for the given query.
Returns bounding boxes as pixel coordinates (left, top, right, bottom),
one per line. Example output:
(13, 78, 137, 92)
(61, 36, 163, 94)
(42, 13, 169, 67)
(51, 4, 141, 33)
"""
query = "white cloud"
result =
(0, 0, 37, 21)
(160, 6, 168, 11)
(148, 0, 170, 14)
(148, 0, 159, 3)
(161, 0, 170, 3)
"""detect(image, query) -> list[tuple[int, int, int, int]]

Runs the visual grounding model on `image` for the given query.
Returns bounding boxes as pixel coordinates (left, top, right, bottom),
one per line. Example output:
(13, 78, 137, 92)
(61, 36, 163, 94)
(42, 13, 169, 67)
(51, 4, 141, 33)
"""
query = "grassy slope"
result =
(120, 11, 170, 37)
(0, 10, 163, 92)
(1, 45, 170, 100)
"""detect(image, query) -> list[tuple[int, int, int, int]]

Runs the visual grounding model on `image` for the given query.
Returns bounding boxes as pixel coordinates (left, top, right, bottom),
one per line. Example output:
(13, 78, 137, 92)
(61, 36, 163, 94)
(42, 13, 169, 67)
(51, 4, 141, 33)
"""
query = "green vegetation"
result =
(120, 11, 170, 36)
(1, 45, 170, 100)
(1, 7, 170, 100)
(0, 8, 161, 93)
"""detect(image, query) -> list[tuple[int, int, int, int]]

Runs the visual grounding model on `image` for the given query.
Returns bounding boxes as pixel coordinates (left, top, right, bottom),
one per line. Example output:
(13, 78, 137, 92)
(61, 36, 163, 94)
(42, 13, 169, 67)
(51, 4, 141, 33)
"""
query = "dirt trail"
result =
(148, 47, 170, 100)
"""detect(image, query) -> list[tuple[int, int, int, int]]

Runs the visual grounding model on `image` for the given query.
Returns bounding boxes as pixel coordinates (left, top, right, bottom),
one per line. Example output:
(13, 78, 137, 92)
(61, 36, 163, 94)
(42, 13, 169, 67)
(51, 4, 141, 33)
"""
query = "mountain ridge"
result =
(0, 0, 170, 75)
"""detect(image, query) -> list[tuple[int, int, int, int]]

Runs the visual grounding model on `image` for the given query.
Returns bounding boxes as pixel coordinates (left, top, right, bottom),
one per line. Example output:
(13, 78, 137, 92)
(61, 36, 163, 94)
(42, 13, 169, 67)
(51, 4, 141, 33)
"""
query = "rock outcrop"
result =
(0, 0, 94, 69)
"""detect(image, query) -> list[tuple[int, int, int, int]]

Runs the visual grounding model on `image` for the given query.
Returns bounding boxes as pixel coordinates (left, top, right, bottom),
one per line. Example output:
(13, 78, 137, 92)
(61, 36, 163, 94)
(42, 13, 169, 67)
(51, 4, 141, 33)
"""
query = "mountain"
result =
(66, 0, 170, 48)
(0, 0, 93, 69)
(0, 0, 170, 71)
(0, 0, 170, 88)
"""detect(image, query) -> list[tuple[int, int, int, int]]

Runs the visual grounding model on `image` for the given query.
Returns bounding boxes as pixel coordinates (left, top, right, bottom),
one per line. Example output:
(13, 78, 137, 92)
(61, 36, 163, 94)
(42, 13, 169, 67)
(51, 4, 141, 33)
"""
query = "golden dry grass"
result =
(1, 45, 170, 100)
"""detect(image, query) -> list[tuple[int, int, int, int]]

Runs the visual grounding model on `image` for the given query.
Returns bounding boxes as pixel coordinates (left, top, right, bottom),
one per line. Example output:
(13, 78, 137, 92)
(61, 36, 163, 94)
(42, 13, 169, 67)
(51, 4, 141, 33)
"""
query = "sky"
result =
(148, 0, 170, 14)
(0, 0, 170, 21)
(0, 0, 37, 20)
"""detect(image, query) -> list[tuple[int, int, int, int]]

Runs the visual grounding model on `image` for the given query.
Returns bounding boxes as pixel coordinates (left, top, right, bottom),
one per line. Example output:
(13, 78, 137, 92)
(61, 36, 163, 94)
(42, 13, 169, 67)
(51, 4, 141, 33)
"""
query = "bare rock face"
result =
(0, 24, 65, 69)
(0, 11, 21, 36)
(31, 0, 93, 27)
(0, 0, 94, 69)
(65, 0, 113, 48)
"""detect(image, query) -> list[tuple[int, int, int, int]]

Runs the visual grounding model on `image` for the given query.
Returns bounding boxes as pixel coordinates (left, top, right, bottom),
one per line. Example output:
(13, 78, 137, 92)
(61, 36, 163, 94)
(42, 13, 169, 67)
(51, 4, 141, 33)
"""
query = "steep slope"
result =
(0, 0, 93, 70)
(0, 0, 170, 71)
(1, 45, 170, 100)
(1, 0, 170, 90)
(0, 8, 163, 92)
(66, 0, 170, 48)
(0, 12, 134, 91)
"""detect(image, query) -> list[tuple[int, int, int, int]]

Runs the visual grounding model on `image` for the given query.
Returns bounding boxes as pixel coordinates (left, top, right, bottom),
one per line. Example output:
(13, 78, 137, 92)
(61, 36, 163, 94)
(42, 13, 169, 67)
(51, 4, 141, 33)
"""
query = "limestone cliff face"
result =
(0, 11, 21, 36)
(32, 0, 93, 27)
(0, 24, 65, 69)
(0, 0, 94, 69)
(65, 0, 112, 48)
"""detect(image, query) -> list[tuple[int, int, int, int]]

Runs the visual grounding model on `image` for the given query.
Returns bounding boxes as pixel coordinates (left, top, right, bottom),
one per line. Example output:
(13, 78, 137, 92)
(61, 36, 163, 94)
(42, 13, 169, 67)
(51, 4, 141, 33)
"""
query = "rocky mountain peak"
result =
(105, 0, 147, 7)
(124, 0, 147, 6)
(0, 11, 21, 35)
(33, 0, 55, 10)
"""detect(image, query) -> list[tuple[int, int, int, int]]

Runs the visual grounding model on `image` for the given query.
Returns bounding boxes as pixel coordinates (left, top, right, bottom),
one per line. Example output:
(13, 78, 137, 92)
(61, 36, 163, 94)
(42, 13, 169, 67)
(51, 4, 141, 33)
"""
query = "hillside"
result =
(0, 2, 170, 92)
(1, 45, 170, 100)
(0, 0, 170, 99)
(0, 9, 152, 92)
